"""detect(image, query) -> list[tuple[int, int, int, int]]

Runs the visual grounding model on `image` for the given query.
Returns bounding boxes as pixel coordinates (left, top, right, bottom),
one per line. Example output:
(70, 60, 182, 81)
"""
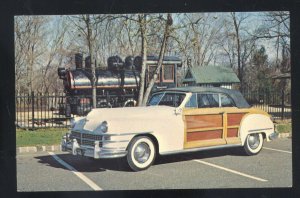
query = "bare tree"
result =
(254, 11, 290, 71)
(172, 13, 223, 66)
(142, 14, 173, 105)
(15, 17, 27, 94)
(137, 14, 148, 106)
(67, 15, 111, 108)
(230, 12, 250, 87)
(217, 13, 257, 90)
(15, 12, 290, 97)
(39, 17, 68, 93)
(15, 16, 47, 94)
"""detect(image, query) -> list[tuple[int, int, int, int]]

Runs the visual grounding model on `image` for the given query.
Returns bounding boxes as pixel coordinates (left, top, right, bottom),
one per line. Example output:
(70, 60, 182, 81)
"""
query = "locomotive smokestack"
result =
(125, 56, 134, 70)
(75, 53, 83, 69)
(107, 56, 124, 71)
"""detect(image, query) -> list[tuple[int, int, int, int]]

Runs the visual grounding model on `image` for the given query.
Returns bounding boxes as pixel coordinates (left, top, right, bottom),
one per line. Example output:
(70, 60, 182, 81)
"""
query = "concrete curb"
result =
(17, 133, 291, 154)
(17, 145, 62, 154)
(278, 132, 291, 138)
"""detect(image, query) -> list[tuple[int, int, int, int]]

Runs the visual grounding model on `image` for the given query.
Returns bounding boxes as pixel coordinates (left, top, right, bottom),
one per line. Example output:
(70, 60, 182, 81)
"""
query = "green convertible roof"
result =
(182, 66, 240, 84)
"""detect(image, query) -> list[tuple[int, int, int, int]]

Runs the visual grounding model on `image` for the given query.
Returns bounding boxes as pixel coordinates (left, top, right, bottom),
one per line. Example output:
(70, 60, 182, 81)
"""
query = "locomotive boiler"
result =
(58, 53, 182, 116)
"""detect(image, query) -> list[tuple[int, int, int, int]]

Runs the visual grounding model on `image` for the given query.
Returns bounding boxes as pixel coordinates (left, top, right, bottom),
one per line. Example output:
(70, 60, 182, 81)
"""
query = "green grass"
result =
(16, 128, 69, 147)
(275, 123, 292, 134)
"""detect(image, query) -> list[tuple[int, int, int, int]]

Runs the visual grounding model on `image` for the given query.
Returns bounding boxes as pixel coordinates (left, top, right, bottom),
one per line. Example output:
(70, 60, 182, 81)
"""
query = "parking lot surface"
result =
(17, 138, 292, 191)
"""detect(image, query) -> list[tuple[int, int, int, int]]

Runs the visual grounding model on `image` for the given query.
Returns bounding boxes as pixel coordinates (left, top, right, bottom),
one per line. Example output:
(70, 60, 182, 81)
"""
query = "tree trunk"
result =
(142, 14, 173, 105)
(86, 15, 97, 109)
(137, 14, 147, 106)
(27, 44, 34, 93)
(232, 12, 242, 90)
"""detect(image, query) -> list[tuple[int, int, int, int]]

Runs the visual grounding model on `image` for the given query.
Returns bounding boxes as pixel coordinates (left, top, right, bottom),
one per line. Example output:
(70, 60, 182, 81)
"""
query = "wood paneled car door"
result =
(183, 93, 247, 149)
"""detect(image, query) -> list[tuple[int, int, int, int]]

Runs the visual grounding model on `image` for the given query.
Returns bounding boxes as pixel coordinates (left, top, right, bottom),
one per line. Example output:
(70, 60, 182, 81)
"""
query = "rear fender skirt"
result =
(239, 113, 274, 145)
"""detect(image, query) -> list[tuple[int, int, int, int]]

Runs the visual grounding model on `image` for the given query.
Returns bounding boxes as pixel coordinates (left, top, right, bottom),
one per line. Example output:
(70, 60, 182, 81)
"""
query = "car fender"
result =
(239, 113, 274, 145)
(102, 132, 152, 150)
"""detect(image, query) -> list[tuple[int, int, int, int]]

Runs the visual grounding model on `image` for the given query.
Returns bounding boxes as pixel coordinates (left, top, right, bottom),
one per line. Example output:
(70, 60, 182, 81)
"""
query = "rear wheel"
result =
(243, 133, 263, 155)
(127, 136, 156, 171)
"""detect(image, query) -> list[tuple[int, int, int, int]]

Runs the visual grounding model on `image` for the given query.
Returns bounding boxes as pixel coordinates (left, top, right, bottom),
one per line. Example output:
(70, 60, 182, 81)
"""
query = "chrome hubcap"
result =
(134, 142, 150, 163)
(248, 134, 260, 149)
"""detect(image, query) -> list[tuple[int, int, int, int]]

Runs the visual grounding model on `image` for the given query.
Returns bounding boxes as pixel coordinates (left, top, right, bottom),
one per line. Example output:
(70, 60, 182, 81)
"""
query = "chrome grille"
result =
(83, 133, 102, 141)
(70, 131, 81, 138)
(70, 131, 103, 147)
(70, 131, 81, 144)
(82, 139, 96, 146)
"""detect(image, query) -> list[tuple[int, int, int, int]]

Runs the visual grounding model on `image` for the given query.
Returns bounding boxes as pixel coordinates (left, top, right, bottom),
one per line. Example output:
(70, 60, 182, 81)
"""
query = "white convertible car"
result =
(61, 87, 278, 171)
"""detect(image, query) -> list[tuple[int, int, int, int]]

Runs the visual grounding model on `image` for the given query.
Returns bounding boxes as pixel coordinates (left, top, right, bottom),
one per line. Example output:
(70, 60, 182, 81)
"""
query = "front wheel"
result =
(127, 136, 156, 171)
(243, 133, 264, 155)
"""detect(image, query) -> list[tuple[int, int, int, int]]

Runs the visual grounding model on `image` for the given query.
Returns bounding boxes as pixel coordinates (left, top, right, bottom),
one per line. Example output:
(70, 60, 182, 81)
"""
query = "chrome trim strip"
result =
(98, 153, 128, 159)
(248, 128, 273, 132)
(72, 130, 153, 136)
(100, 150, 127, 155)
(160, 144, 242, 155)
(70, 138, 129, 144)
(101, 147, 127, 150)
(102, 140, 129, 143)
(103, 132, 152, 136)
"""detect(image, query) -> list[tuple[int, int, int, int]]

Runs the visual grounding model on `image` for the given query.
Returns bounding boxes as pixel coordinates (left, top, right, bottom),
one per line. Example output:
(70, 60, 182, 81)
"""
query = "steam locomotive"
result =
(57, 53, 182, 116)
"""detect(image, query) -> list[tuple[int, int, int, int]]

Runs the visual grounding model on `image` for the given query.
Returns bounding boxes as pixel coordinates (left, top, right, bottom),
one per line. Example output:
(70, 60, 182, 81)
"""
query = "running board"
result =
(160, 143, 242, 156)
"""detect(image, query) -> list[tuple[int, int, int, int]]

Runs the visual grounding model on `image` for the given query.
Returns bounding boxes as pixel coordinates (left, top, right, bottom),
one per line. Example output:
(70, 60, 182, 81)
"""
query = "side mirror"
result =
(174, 107, 182, 115)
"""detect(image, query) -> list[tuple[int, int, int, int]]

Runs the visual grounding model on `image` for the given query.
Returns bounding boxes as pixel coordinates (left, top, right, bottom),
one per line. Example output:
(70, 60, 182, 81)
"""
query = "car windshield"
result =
(148, 92, 186, 107)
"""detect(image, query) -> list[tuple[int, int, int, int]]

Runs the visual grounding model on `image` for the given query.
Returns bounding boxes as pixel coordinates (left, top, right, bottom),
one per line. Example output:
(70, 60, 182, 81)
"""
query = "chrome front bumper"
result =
(61, 135, 128, 159)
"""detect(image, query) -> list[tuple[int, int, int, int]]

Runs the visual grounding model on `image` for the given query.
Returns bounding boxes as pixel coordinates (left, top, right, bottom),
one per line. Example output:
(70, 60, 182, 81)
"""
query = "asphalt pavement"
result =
(17, 138, 292, 191)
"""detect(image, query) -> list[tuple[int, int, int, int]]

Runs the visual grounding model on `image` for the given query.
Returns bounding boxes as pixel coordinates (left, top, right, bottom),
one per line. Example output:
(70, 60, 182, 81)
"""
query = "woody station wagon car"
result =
(61, 87, 278, 171)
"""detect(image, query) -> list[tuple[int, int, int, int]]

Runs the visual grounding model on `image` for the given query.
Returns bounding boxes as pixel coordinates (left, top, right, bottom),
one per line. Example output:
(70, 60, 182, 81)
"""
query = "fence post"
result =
(31, 91, 35, 130)
(281, 89, 284, 120)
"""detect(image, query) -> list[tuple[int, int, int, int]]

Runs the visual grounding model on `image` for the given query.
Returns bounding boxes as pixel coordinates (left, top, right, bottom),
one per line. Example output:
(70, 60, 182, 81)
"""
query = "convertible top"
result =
(155, 86, 251, 108)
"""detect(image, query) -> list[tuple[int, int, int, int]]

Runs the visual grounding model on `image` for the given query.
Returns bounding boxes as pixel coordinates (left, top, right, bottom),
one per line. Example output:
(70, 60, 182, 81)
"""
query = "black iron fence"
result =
(15, 92, 70, 129)
(241, 89, 291, 120)
(15, 89, 291, 130)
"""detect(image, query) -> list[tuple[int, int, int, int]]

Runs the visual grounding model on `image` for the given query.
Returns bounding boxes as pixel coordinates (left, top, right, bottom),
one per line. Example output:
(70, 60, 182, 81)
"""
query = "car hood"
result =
(82, 106, 180, 133)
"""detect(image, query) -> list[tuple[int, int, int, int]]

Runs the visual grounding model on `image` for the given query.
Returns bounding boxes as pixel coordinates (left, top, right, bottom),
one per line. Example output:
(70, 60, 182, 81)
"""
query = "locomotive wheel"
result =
(97, 100, 112, 108)
(123, 99, 136, 107)
(124, 101, 135, 107)
(126, 102, 134, 107)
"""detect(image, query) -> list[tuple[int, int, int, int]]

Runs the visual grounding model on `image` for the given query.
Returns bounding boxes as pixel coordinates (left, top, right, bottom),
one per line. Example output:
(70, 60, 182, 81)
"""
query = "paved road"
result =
(17, 138, 292, 191)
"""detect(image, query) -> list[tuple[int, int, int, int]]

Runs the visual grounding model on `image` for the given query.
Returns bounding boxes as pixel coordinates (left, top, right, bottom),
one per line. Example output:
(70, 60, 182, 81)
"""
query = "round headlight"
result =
(100, 121, 108, 133)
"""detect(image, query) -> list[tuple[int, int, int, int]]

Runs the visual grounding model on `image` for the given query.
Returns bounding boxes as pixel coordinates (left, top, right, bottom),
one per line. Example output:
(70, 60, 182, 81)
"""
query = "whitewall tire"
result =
(243, 133, 264, 155)
(127, 136, 156, 171)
